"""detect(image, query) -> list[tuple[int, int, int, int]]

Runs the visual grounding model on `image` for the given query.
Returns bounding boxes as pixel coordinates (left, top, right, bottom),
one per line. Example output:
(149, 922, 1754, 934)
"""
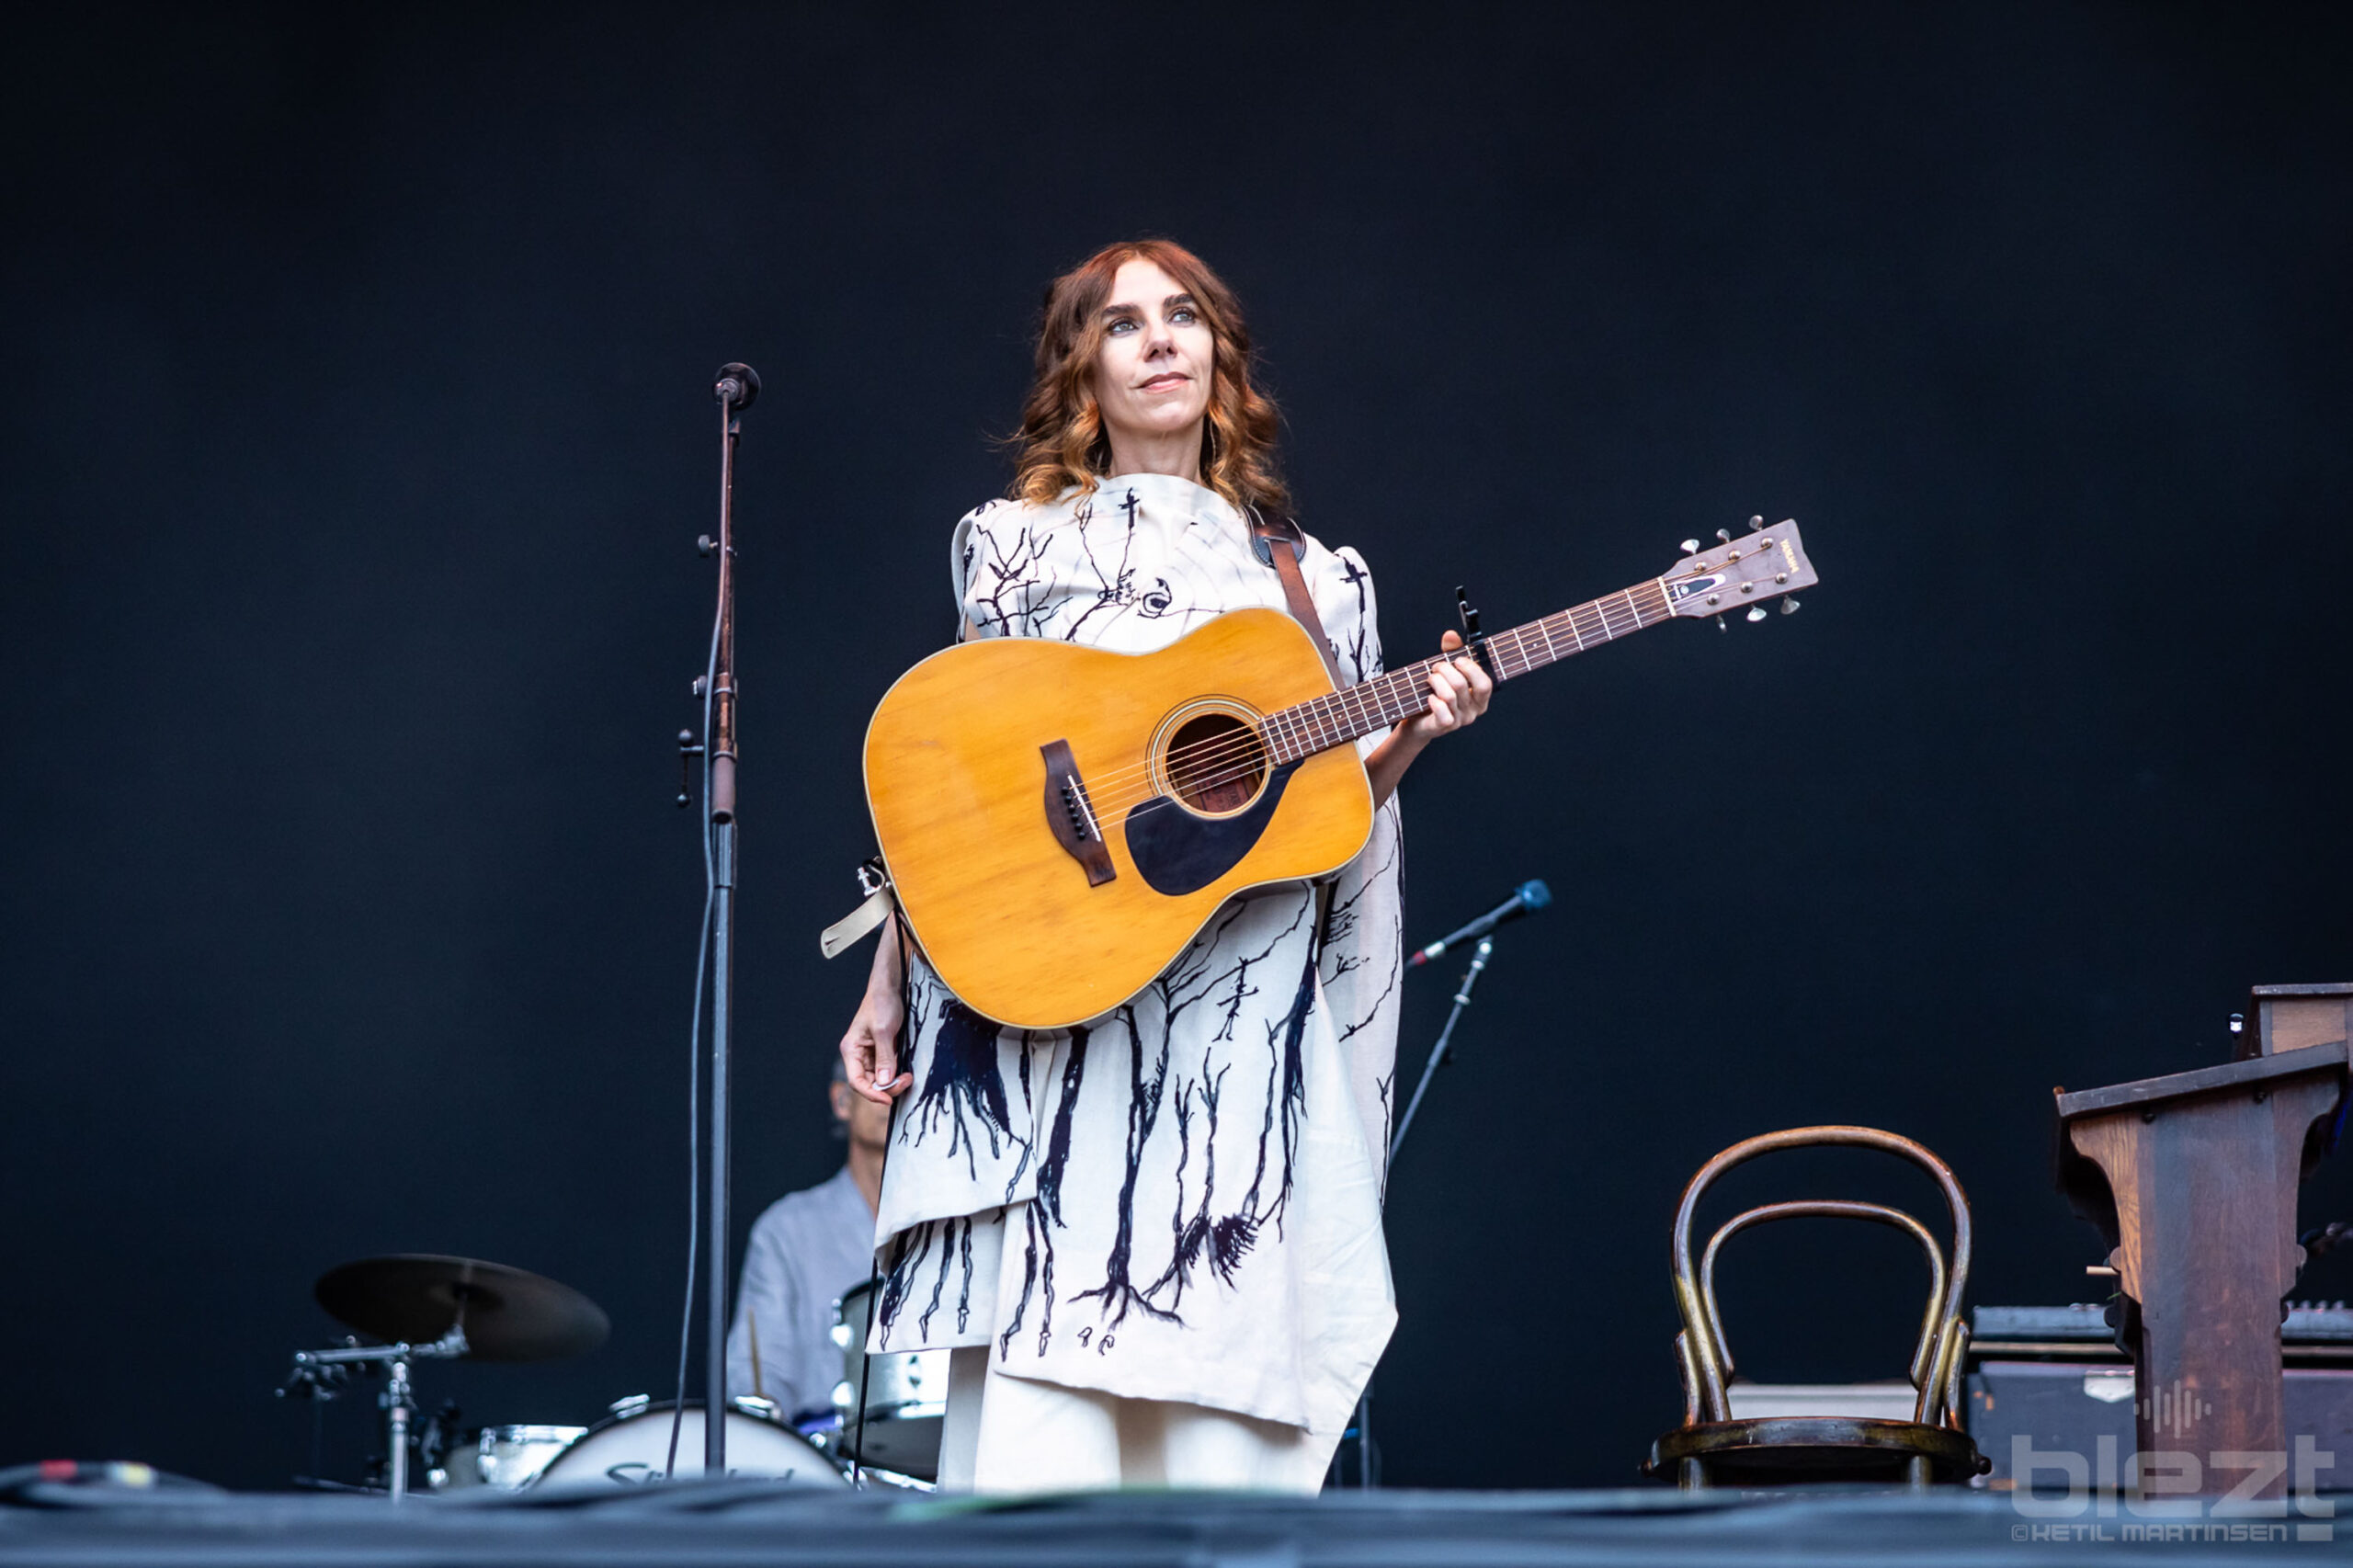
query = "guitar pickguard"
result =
(1122, 762, 1303, 897)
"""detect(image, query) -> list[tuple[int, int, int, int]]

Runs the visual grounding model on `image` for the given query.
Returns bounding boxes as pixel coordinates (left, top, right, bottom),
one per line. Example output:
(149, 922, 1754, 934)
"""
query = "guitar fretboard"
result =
(1262, 577, 1675, 765)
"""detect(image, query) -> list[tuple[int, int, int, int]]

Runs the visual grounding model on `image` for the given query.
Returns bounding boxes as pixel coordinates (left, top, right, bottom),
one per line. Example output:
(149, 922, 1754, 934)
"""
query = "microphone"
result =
(1407, 879, 1552, 966)
(715, 362, 760, 411)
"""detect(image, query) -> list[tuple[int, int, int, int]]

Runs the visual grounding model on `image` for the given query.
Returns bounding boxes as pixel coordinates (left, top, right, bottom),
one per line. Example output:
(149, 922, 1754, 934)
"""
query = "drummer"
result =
(725, 1059, 884, 1421)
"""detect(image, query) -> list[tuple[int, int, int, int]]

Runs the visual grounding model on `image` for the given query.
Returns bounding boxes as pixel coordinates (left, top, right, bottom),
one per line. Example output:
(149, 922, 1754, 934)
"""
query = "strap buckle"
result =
(1251, 530, 1304, 566)
(820, 856, 896, 959)
(1248, 506, 1305, 565)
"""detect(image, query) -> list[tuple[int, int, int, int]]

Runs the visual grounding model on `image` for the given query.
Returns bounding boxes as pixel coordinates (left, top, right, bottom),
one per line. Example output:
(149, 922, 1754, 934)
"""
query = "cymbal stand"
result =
(278, 1327, 468, 1502)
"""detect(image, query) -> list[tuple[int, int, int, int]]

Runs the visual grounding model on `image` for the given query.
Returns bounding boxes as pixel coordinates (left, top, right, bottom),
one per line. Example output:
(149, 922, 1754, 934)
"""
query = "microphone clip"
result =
(714, 362, 761, 412)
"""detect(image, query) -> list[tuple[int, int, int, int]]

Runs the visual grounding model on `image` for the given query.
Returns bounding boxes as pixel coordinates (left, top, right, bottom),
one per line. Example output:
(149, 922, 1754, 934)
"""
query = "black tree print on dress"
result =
(1334, 551, 1377, 685)
(904, 997, 1030, 1186)
(1058, 893, 1317, 1342)
(1060, 493, 1140, 643)
(876, 1208, 1004, 1345)
(1324, 814, 1403, 1049)
(961, 502, 1061, 641)
(994, 1024, 1088, 1359)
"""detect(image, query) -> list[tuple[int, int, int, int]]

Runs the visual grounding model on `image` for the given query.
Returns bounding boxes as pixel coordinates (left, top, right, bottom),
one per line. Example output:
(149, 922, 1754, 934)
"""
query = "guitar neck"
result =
(1264, 577, 1675, 764)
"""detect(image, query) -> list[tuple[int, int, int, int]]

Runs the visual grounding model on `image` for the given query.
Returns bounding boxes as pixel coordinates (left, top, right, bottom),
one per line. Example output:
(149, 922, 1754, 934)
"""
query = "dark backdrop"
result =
(3, 2, 2347, 1491)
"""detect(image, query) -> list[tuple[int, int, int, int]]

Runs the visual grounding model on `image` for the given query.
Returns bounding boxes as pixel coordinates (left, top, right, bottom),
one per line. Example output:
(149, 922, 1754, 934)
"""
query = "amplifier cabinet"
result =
(1969, 1361, 2353, 1488)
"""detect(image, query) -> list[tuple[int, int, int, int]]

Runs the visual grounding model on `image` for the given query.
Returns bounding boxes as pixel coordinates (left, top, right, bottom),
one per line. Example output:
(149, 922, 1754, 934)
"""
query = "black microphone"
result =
(1407, 879, 1552, 966)
(715, 362, 760, 410)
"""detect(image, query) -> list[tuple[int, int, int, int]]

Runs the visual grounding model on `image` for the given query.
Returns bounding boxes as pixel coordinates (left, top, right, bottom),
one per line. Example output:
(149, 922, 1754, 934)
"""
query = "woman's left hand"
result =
(1366, 630, 1493, 806)
(1400, 629, 1493, 744)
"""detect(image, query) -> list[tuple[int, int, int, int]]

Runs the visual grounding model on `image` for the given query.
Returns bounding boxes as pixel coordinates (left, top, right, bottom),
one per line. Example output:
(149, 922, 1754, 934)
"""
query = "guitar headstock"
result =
(1660, 517, 1818, 623)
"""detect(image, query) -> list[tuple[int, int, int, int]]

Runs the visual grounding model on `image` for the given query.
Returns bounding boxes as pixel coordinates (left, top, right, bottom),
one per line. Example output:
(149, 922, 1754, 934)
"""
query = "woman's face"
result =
(1092, 257, 1214, 451)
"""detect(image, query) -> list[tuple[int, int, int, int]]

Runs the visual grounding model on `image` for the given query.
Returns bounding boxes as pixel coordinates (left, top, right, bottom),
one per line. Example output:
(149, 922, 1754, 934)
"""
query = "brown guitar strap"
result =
(1249, 507, 1358, 937)
(1248, 507, 1342, 687)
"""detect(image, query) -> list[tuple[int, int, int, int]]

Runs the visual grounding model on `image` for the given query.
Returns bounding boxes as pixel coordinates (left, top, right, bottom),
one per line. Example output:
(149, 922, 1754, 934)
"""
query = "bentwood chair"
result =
(1644, 1125, 1990, 1489)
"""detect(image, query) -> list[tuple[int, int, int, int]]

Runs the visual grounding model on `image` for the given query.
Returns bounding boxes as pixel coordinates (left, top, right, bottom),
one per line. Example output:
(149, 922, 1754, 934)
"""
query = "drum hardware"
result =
(789, 1408, 936, 1488)
(277, 1326, 469, 1503)
(828, 1279, 948, 1482)
(413, 1400, 462, 1489)
(282, 1254, 609, 1501)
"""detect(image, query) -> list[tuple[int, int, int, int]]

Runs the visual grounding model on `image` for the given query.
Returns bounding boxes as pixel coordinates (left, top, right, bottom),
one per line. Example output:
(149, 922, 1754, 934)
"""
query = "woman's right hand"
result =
(840, 985, 910, 1105)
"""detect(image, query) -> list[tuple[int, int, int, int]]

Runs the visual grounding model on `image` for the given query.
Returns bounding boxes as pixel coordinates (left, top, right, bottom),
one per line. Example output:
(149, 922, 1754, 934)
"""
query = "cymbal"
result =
(313, 1255, 608, 1363)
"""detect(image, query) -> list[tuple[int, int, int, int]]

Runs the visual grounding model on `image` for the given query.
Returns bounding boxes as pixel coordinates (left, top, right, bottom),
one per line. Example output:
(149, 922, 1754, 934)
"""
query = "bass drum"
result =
(533, 1398, 847, 1489)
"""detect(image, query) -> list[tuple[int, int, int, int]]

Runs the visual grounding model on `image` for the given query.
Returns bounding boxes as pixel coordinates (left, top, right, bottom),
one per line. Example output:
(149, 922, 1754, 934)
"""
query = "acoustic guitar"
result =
(864, 519, 1819, 1028)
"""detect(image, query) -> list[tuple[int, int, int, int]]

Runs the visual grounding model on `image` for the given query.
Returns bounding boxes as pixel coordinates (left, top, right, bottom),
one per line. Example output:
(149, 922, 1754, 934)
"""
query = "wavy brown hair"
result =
(1009, 239, 1290, 517)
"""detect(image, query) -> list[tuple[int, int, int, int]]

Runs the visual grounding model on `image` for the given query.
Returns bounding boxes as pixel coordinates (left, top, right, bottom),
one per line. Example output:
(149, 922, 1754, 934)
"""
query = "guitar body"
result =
(864, 608, 1374, 1029)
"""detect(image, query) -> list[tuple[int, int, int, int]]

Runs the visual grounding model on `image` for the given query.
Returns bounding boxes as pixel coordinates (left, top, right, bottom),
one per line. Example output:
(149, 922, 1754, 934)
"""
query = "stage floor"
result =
(1, 1480, 2337, 1567)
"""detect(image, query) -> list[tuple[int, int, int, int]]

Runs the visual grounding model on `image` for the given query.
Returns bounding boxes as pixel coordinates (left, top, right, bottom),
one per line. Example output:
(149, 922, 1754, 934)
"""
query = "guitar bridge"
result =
(1040, 738, 1116, 887)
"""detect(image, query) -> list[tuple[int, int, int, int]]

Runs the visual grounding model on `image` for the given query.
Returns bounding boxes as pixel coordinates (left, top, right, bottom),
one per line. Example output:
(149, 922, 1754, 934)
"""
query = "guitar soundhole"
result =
(1164, 711, 1267, 816)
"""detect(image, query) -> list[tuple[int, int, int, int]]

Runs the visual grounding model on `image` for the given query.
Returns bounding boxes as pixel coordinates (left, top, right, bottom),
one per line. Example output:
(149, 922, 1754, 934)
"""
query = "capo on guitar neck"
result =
(1455, 585, 1496, 680)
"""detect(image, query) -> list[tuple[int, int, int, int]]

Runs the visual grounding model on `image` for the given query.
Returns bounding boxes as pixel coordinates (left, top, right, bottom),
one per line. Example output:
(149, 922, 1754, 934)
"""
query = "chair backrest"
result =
(1670, 1126, 1972, 1427)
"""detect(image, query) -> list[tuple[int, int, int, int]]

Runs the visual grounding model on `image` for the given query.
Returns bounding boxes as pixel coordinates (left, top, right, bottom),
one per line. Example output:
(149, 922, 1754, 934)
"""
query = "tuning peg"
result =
(1779, 598, 1801, 615)
(697, 535, 718, 558)
(1748, 515, 1764, 531)
(1716, 528, 1733, 543)
(1745, 606, 1768, 623)
(1714, 615, 1728, 633)
(1679, 539, 1699, 555)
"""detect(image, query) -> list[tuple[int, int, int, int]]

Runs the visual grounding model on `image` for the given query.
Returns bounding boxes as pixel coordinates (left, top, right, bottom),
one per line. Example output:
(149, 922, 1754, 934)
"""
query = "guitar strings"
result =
(1069, 647, 1472, 809)
(1051, 585, 1677, 816)
(1062, 601, 1580, 805)
(1081, 598, 1605, 804)
(979, 579, 1704, 842)
(1080, 657, 1461, 818)
(1074, 660, 1441, 814)
(1077, 643, 1516, 818)
(1082, 621, 1570, 814)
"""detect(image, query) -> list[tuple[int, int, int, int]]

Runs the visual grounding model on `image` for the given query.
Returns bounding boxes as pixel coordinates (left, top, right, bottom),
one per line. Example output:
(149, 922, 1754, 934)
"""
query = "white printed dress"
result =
(870, 472, 1405, 1457)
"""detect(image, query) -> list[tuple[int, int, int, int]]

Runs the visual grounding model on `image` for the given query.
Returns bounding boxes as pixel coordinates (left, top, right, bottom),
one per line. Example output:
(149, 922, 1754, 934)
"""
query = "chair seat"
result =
(1648, 1416, 1986, 1487)
(1722, 1379, 1920, 1421)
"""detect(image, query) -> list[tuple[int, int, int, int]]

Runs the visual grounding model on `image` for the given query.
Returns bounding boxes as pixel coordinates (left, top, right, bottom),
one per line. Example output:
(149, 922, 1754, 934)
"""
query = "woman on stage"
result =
(838, 239, 1491, 1492)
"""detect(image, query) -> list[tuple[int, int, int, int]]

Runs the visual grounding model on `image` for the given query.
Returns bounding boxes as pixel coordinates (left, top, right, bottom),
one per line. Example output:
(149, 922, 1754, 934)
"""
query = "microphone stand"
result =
(1389, 937, 1494, 1165)
(702, 364, 755, 1476)
(1347, 934, 1501, 1490)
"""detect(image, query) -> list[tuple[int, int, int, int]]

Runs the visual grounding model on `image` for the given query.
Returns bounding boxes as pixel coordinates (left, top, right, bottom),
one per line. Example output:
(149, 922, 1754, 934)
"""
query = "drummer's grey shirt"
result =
(725, 1166, 877, 1419)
